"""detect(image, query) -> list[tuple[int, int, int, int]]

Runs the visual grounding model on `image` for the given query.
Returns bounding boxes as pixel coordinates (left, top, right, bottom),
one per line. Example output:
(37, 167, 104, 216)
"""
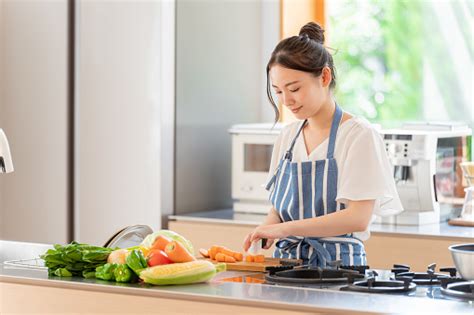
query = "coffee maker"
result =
(378, 122, 472, 225)
(0, 129, 14, 173)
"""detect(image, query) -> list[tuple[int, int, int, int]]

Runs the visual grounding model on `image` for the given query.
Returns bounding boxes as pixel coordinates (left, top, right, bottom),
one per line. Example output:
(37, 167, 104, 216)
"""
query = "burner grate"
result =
(440, 281, 474, 300)
(265, 268, 364, 284)
(391, 263, 458, 286)
(341, 279, 417, 293)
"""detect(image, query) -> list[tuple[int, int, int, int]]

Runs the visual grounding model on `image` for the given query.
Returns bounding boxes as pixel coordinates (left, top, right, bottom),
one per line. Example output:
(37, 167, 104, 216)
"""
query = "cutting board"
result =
(448, 217, 474, 227)
(207, 257, 302, 272)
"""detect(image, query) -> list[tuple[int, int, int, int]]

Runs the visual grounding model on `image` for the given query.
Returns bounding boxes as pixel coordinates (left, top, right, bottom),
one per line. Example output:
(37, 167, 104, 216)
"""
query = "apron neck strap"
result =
(284, 104, 343, 161)
(326, 104, 343, 159)
(284, 119, 307, 161)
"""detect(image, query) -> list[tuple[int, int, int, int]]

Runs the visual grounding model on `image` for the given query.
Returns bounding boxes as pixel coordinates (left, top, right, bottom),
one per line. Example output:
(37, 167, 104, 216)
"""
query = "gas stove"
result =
(218, 262, 474, 302)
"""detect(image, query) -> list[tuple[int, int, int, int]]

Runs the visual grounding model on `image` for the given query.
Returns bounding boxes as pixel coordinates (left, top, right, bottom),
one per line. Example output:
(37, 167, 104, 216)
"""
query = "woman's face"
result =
(269, 64, 331, 120)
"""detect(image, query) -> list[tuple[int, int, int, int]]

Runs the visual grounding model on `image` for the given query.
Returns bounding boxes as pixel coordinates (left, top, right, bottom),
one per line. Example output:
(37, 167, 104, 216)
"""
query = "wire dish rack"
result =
(3, 257, 47, 271)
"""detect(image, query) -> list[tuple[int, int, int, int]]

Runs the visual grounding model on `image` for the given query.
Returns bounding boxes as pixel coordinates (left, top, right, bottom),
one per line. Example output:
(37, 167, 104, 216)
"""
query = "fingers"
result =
(249, 231, 261, 244)
(243, 233, 252, 252)
(263, 239, 275, 249)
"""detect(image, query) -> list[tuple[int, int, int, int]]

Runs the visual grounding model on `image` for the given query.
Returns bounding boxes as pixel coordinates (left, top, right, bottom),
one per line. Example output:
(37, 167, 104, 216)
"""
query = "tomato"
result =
(147, 249, 173, 267)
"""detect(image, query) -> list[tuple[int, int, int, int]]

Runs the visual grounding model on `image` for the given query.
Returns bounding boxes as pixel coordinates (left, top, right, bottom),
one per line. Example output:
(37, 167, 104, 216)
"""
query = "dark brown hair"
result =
(266, 22, 336, 122)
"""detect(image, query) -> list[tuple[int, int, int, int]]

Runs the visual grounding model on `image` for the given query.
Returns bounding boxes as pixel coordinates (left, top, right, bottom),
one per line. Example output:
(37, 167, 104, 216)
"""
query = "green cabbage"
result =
(140, 230, 194, 254)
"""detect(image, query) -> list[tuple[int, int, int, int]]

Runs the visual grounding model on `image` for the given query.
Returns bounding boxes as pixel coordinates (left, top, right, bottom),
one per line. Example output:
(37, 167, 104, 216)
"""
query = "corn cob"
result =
(139, 260, 226, 285)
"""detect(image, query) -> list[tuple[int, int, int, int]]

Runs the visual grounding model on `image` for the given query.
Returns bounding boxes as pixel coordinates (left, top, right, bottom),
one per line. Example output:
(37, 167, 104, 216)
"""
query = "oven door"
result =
(232, 133, 277, 209)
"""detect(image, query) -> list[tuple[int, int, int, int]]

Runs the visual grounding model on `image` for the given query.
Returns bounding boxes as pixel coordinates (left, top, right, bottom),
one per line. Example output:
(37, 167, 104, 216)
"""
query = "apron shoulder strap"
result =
(326, 105, 343, 159)
(284, 119, 307, 161)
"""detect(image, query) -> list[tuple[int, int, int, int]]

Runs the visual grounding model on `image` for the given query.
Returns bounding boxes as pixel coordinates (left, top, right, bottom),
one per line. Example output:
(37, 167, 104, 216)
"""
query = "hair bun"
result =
(299, 22, 324, 44)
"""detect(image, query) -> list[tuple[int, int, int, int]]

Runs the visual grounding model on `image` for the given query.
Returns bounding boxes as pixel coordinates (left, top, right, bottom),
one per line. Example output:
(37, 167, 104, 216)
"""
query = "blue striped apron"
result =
(265, 105, 367, 267)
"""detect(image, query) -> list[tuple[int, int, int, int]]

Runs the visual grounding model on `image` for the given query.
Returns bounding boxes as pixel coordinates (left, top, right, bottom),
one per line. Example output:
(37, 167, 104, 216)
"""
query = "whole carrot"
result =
(164, 241, 196, 263)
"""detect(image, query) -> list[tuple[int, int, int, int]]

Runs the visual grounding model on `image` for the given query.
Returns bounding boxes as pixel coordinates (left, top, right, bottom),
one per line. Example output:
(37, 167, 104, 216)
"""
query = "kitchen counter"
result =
(1, 240, 473, 314)
(169, 209, 474, 239)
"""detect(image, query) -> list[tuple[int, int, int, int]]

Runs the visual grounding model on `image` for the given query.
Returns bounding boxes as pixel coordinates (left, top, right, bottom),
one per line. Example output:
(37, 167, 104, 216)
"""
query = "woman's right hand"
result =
(243, 207, 280, 252)
(243, 227, 275, 252)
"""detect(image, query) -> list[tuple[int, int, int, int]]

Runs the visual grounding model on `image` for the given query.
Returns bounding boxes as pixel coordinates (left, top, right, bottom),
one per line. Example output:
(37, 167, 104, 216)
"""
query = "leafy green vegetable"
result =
(53, 267, 72, 277)
(40, 241, 114, 278)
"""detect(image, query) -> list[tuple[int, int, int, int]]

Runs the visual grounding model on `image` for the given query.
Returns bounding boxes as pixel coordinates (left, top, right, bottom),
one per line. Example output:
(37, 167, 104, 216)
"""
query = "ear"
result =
(321, 66, 332, 88)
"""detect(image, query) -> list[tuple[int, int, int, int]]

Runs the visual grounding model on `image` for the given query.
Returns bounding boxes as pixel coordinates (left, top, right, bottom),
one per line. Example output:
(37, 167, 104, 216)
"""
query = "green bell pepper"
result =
(95, 263, 117, 281)
(114, 264, 136, 283)
(125, 249, 147, 275)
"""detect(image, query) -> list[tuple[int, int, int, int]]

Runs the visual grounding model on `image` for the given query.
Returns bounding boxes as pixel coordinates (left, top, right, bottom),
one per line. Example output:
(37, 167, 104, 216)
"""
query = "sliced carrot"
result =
(220, 247, 243, 261)
(209, 245, 223, 260)
(234, 252, 243, 262)
(215, 252, 226, 262)
(209, 246, 215, 260)
(253, 255, 265, 263)
(199, 248, 209, 258)
(215, 252, 236, 263)
(245, 255, 254, 263)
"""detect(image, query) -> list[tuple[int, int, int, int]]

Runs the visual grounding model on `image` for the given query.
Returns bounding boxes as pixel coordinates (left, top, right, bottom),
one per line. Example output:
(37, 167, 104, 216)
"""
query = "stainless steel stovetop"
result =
(218, 267, 473, 302)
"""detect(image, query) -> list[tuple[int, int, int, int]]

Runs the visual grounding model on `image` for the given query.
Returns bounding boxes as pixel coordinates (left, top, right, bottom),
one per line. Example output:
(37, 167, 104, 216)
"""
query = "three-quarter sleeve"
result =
(336, 126, 404, 217)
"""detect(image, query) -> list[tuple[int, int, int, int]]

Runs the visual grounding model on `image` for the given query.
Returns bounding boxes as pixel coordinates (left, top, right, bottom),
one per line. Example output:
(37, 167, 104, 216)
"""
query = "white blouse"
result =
(266, 116, 404, 241)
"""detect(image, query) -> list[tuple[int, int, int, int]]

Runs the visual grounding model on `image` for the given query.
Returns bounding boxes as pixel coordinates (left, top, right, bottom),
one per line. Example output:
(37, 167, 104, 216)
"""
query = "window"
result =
(327, 0, 473, 128)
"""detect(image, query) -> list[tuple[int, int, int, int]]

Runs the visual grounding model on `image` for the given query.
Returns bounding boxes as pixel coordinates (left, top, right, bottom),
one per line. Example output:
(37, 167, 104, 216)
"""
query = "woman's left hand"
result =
(248, 223, 289, 244)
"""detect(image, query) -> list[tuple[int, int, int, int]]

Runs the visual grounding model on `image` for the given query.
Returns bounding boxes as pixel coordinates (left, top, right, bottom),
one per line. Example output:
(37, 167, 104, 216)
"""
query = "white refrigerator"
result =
(0, 0, 174, 245)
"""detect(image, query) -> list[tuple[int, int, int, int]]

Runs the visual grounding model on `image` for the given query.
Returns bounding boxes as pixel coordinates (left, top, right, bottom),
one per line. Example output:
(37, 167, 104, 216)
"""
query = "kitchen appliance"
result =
(449, 244, 474, 280)
(219, 261, 474, 301)
(0, 129, 14, 173)
(229, 123, 283, 214)
(378, 122, 472, 225)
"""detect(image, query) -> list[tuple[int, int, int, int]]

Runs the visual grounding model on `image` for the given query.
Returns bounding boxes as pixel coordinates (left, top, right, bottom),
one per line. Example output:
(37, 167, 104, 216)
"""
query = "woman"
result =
(243, 22, 403, 267)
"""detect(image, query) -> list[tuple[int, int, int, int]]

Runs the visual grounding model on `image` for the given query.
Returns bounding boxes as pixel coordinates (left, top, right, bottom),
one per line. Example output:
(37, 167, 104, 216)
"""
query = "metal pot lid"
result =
(103, 225, 153, 248)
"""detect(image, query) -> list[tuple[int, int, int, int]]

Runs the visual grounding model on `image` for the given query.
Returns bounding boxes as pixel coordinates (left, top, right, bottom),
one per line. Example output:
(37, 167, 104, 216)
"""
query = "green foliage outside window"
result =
(328, 0, 472, 128)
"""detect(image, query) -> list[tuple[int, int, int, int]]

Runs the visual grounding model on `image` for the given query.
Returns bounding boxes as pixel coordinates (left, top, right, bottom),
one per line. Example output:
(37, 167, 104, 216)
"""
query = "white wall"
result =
(0, 0, 69, 243)
(175, 0, 280, 214)
(76, 0, 167, 244)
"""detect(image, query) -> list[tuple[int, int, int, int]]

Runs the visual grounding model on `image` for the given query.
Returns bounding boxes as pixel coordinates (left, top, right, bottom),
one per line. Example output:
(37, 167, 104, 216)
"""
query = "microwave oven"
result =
(229, 123, 284, 214)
